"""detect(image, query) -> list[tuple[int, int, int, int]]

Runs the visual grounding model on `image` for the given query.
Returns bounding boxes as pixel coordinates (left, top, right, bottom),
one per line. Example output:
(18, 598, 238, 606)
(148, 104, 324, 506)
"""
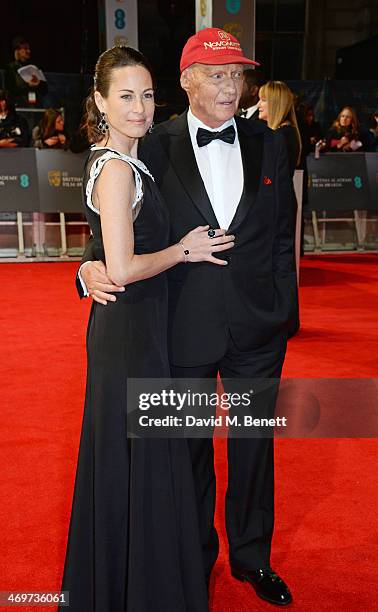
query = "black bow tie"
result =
(196, 125, 236, 148)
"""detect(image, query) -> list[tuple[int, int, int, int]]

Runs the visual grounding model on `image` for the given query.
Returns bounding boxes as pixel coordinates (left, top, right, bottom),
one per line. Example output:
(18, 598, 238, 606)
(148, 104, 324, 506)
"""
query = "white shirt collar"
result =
(241, 103, 259, 119)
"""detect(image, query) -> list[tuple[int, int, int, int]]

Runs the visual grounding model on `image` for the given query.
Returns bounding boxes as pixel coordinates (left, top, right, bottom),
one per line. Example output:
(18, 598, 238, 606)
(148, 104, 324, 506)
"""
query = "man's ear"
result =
(180, 69, 190, 93)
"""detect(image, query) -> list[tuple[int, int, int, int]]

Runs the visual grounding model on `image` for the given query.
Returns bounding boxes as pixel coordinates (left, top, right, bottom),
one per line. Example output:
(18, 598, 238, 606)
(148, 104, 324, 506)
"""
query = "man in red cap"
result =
(78, 29, 296, 607)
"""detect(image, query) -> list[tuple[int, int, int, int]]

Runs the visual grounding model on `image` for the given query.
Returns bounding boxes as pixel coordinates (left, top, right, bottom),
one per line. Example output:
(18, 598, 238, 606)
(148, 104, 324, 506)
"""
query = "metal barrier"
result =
(0, 212, 89, 260)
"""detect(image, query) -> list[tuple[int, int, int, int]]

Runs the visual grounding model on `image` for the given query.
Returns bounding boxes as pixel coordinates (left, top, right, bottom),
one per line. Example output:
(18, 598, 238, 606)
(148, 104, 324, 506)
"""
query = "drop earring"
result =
(148, 121, 154, 134)
(98, 112, 109, 134)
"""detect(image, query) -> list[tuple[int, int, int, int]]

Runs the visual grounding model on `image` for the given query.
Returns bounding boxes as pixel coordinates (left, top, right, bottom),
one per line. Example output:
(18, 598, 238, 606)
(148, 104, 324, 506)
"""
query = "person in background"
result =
(257, 80, 300, 335)
(238, 68, 265, 120)
(4, 36, 48, 107)
(300, 104, 323, 155)
(257, 80, 301, 177)
(0, 89, 29, 147)
(326, 106, 367, 152)
(31, 107, 69, 255)
(32, 108, 69, 149)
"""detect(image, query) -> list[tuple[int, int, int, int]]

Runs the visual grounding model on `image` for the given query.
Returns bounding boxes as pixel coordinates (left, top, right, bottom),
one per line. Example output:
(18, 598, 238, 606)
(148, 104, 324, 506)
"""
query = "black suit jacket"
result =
(78, 112, 297, 366)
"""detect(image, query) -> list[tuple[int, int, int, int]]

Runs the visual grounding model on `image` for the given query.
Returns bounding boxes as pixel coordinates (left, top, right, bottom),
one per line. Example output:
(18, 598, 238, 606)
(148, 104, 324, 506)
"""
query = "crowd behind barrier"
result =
(0, 149, 377, 259)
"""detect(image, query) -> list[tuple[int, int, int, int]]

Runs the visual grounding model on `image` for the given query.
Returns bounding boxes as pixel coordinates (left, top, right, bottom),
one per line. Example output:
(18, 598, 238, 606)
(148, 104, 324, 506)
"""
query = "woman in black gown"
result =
(59, 46, 235, 612)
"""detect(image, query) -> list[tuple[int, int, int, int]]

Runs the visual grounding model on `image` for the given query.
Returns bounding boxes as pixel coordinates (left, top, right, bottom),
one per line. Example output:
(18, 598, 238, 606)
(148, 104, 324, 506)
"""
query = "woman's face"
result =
(55, 114, 64, 131)
(339, 109, 353, 127)
(96, 65, 154, 141)
(257, 95, 268, 121)
(0, 99, 7, 113)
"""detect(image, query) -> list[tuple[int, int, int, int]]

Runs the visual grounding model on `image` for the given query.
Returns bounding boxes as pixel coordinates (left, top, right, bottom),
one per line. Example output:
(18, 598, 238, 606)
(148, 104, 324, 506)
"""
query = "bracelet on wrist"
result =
(178, 240, 189, 263)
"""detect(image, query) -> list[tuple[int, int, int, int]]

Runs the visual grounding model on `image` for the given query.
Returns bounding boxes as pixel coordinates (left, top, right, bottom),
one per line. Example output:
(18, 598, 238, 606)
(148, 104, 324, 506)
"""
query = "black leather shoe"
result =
(231, 567, 292, 606)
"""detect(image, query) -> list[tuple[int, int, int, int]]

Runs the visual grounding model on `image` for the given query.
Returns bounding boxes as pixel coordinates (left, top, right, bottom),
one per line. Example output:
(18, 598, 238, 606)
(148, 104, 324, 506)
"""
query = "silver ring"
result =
(208, 229, 216, 238)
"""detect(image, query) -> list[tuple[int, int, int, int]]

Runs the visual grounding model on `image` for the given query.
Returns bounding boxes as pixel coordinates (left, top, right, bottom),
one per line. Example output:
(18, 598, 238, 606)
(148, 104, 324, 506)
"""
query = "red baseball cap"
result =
(180, 28, 260, 72)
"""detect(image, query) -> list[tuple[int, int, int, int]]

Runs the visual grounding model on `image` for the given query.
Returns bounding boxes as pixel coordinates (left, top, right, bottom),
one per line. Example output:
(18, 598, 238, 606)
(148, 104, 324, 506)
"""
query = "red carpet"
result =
(1, 255, 377, 611)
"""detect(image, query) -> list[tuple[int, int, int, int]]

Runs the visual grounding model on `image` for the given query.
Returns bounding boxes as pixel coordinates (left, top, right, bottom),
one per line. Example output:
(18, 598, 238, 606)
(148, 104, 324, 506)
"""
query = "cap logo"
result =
(203, 39, 241, 51)
(218, 30, 231, 40)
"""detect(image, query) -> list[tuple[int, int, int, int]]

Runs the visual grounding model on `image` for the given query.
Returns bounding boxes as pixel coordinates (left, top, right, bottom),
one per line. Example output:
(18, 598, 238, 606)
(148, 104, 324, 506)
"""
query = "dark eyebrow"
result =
(118, 88, 154, 93)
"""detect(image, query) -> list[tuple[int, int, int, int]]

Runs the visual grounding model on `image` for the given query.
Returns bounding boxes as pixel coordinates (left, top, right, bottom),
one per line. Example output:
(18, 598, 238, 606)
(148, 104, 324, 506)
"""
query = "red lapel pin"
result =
(263, 176, 272, 185)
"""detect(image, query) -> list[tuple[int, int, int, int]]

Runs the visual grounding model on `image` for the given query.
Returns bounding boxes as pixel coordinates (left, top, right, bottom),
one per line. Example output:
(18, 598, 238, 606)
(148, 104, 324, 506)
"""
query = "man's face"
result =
(181, 63, 244, 128)
(239, 80, 259, 109)
(17, 44, 31, 62)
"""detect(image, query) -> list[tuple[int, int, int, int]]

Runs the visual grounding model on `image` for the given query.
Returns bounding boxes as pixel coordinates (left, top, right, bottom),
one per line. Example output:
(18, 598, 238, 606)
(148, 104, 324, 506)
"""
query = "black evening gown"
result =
(59, 148, 208, 612)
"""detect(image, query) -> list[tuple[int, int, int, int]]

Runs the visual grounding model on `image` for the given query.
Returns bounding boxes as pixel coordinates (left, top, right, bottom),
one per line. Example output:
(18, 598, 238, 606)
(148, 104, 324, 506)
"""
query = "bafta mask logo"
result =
(114, 35, 128, 46)
(48, 170, 61, 187)
(223, 22, 243, 40)
(218, 30, 231, 41)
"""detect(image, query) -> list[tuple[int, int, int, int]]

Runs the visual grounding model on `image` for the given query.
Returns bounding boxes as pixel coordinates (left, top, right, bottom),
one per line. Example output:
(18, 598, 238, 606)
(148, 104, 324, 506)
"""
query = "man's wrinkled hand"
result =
(82, 260, 125, 305)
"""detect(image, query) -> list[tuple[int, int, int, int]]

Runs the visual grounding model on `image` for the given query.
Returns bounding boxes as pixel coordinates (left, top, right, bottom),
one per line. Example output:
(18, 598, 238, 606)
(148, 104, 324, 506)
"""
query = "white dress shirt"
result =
(187, 108, 244, 230)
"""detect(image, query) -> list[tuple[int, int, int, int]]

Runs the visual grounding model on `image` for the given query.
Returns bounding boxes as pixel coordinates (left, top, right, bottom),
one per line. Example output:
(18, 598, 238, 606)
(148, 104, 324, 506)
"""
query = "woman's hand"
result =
(29, 75, 40, 87)
(44, 136, 59, 147)
(179, 225, 235, 265)
(337, 135, 350, 149)
(0, 138, 17, 148)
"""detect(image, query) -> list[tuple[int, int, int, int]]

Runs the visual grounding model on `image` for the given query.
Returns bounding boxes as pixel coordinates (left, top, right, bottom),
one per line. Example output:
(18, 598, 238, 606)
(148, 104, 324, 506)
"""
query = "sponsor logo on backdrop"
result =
(48, 170, 61, 187)
(223, 22, 243, 40)
(309, 174, 364, 190)
(114, 8, 126, 29)
(0, 173, 30, 188)
(0, 175, 17, 187)
(197, 0, 212, 31)
(114, 35, 128, 45)
(226, 0, 241, 14)
(48, 170, 82, 189)
(354, 176, 362, 188)
(19, 174, 29, 188)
